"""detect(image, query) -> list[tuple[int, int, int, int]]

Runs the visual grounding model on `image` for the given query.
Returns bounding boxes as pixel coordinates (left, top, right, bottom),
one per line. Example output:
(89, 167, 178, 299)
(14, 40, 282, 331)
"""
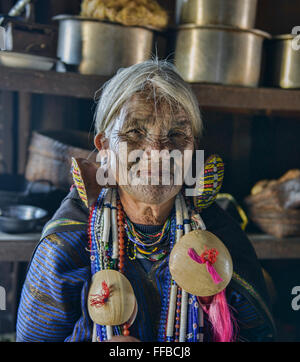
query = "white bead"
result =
(166, 284, 178, 338)
(179, 290, 188, 342)
(106, 325, 113, 340)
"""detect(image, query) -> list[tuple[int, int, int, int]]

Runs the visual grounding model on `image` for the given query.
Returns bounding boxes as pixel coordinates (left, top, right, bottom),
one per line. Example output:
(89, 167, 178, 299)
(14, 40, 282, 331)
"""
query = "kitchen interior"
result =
(0, 0, 300, 341)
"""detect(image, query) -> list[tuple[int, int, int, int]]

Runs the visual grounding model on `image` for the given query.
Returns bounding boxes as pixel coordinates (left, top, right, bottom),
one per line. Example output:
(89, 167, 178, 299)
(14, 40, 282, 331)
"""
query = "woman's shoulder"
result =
(31, 230, 90, 273)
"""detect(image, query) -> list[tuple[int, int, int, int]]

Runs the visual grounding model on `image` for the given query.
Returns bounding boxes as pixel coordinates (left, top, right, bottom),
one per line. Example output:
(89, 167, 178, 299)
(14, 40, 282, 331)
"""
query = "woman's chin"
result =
(119, 184, 182, 205)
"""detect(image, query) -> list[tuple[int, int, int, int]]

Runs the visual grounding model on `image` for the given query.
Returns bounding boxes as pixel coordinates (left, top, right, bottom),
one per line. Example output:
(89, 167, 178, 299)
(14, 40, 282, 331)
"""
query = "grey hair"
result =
(94, 59, 203, 141)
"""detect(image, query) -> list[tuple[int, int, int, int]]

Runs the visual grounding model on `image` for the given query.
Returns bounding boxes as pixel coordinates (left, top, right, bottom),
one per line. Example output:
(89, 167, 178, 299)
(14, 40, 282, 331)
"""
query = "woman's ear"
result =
(94, 133, 111, 168)
(94, 133, 117, 188)
(94, 133, 109, 151)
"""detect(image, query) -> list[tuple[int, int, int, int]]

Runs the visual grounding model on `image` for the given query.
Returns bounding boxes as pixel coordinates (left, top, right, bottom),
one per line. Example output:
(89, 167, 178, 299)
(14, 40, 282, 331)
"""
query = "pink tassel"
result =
(206, 263, 223, 284)
(188, 247, 203, 263)
(198, 290, 238, 342)
(188, 247, 223, 284)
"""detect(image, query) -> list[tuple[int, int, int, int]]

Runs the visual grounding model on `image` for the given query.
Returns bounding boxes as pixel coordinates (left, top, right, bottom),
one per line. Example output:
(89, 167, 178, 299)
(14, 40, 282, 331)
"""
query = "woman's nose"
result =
(146, 132, 166, 148)
(143, 137, 165, 156)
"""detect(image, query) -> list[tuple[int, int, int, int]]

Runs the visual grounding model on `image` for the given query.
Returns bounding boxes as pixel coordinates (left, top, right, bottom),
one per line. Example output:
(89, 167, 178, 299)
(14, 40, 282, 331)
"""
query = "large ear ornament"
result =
(193, 154, 224, 211)
(71, 157, 101, 208)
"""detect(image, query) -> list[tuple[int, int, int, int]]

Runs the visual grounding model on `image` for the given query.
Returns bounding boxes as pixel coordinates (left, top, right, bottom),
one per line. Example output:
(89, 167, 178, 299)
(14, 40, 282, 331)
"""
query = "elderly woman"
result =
(16, 60, 275, 342)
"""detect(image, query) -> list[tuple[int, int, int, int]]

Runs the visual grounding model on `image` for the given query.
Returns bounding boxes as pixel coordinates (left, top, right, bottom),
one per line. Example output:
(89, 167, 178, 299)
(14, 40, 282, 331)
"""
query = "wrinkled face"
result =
(107, 93, 195, 204)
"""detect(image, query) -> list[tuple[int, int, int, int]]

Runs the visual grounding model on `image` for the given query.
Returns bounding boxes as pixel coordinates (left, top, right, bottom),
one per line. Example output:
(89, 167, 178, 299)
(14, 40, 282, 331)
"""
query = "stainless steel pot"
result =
(174, 24, 270, 87)
(53, 15, 164, 76)
(176, 0, 257, 29)
(266, 34, 300, 89)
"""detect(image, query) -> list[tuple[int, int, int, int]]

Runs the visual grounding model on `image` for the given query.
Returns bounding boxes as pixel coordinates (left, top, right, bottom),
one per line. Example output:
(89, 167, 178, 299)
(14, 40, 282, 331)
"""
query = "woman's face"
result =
(105, 93, 195, 205)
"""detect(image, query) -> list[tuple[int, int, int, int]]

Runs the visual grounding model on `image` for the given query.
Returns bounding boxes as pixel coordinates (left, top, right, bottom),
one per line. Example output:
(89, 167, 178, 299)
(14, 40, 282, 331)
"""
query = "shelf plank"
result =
(248, 233, 300, 260)
(1, 66, 300, 111)
(0, 231, 300, 262)
(0, 66, 109, 99)
(0, 231, 40, 261)
(191, 83, 300, 112)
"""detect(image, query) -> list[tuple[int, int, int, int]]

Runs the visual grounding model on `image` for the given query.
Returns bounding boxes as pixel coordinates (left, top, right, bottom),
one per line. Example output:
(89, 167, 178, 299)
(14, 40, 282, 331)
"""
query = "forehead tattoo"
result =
(122, 95, 191, 132)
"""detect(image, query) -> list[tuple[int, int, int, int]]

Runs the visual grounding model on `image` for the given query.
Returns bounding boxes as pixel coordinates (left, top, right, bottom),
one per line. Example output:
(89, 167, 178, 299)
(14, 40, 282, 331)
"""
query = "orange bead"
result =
(123, 329, 130, 336)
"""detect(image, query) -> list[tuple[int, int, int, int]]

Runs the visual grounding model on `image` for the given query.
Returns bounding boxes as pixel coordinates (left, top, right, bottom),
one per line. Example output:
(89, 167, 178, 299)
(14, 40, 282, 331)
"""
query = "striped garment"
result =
(16, 230, 272, 342)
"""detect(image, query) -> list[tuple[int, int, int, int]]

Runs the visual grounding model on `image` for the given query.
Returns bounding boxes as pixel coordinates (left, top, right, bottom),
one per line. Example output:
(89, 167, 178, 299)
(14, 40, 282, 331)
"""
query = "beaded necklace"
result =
(88, 188, 205, 342)
(125, 216, 171, 261)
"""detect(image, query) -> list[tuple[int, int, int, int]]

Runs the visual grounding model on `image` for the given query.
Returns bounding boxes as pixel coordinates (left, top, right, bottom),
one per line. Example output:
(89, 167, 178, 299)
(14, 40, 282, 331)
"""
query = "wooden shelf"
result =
(0, 231, 40, 262)
(0, 66, 109, 99)
(1, 231, 300, 262)
(248, 233, 300, 260)
(1, 66, 300, 111)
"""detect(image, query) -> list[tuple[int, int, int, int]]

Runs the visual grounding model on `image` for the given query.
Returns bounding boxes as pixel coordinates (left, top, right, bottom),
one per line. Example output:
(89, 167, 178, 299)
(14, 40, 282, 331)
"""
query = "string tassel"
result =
(90, 281, 110, 307)
(188, 247, 223, 284)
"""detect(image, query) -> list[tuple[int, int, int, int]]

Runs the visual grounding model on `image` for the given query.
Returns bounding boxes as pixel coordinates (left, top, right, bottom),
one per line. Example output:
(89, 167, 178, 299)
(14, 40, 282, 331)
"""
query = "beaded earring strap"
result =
(193, 154, 224, 211)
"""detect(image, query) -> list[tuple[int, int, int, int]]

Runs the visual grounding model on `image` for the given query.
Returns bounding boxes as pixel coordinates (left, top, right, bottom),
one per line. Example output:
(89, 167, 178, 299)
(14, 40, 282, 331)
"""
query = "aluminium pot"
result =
(176, 0, 257, 29)
(265, 34, 300, 89)
(53, 15, 165, 76)
(174, 24, 270, 87)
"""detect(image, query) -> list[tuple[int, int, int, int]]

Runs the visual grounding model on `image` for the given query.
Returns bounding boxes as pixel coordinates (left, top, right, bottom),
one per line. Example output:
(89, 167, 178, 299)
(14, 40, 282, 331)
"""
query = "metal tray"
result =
(0, 51, 56, 70)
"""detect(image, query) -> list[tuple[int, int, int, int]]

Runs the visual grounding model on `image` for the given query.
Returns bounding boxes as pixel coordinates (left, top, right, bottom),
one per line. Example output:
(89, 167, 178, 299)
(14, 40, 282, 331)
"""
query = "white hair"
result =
(94, 59, 203, 142)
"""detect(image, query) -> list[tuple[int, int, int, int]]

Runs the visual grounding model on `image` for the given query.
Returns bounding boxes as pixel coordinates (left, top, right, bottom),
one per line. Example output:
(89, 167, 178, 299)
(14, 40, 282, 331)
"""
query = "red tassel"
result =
(200, 246, 219, 264)
(90, 281, 110, 307)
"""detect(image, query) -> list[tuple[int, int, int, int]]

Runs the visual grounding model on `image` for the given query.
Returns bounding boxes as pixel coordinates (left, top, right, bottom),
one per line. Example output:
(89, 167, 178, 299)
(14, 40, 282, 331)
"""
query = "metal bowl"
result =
(0, 51, 57, 71)
(0, 205, 48, 233)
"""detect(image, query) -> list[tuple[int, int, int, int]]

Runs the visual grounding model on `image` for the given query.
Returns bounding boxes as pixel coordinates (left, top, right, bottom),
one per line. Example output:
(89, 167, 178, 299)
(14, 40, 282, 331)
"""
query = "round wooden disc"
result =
(88, 270, 136, 326)
(169, 230, 233, 297)
(127, 298, 138, 327)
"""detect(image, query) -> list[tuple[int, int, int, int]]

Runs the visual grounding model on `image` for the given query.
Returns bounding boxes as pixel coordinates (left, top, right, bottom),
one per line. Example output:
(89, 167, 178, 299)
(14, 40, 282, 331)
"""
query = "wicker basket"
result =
(245, 176, 300, 238)
(25, 130, 96, 191)
(245, 206, 300, 238)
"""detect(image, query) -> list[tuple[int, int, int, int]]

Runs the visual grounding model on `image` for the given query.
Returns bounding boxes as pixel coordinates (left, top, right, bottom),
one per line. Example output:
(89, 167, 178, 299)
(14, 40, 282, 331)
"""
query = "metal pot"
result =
(176, 0, 257, 29)
(265, 34, 300, 89)
(0, 205, 48, 233)
(53, 15, 164, 76)
(174, 24, 270, 87)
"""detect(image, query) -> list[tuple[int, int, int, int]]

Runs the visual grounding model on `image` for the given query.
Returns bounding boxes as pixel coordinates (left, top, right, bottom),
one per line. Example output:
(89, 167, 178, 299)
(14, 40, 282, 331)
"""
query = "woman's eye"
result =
(127, 129, 141, 135)
(168, 131, 182, 138)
